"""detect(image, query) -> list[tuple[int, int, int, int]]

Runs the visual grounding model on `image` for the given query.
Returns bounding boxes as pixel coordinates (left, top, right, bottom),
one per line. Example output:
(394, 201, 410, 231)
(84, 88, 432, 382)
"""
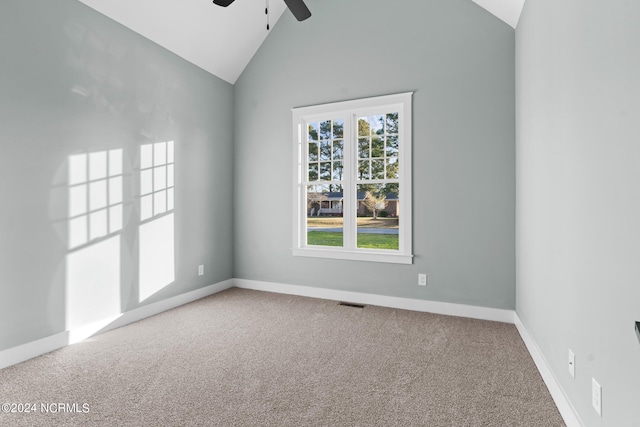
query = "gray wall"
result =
(233, 0, 516, 309)
(516, 0, 640, 425)
(0, 0, 234, 351)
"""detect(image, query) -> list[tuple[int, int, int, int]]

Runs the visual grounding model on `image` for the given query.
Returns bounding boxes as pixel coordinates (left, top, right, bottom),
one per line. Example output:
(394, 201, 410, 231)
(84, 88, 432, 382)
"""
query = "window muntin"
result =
(293, 93, 412, 264)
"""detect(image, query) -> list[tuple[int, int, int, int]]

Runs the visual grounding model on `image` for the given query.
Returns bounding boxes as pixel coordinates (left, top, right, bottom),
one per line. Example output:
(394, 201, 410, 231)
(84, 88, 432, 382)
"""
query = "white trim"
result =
(514, 314, 584, 427)
(291, 247, 413, 264)
(233, 278, 514, 323)
(0, 276, 582, 427)
(0, 279, 233, 370)
(292, 92, 413, 265)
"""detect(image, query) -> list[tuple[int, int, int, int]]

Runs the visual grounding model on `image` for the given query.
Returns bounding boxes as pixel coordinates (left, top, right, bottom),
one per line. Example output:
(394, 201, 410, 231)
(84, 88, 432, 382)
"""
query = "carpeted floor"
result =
(0, 288, 565, 426)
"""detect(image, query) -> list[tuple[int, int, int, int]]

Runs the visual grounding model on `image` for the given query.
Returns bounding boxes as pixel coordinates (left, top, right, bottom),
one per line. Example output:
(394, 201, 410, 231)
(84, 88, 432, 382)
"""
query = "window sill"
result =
(292, 247, 413, 265)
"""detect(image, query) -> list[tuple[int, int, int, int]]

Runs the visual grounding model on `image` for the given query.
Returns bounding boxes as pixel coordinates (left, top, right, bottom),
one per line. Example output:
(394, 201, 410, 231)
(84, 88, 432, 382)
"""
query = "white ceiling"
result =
(78, 0, 525, 85)
(78, 0, 288, 84)
(470, 0, 525, 29)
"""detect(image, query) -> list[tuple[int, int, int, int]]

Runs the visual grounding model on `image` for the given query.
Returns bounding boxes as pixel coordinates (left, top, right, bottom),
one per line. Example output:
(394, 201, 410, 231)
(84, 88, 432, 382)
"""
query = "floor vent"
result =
(338, 302, 365, 308)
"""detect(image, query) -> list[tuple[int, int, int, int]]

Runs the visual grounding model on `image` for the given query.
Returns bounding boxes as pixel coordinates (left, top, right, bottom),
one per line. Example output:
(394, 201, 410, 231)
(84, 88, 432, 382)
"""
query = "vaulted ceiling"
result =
(78, 0, 525, 84)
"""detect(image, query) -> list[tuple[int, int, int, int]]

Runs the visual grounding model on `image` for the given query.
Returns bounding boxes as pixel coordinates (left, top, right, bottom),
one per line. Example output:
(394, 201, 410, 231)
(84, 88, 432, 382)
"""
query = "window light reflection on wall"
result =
(68, 149, 123, 249)
(140, 141, 174, 221)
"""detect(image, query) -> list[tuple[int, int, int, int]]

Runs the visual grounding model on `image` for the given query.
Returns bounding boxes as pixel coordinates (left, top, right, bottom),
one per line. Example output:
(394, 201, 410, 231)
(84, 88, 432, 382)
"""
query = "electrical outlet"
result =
(418, 274, 427, 286)
(198, 265, 204, 276)
(568, 349, 575, 378)
(592, 378, 602, 416)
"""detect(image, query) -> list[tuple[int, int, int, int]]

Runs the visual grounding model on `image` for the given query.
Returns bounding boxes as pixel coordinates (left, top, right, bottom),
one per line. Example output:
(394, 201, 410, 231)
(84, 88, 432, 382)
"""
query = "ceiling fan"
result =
(213, 0, 312, 22)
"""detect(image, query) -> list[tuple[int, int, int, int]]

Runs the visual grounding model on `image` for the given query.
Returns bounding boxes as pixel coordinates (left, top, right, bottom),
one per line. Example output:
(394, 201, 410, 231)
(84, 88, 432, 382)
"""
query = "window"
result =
(68, 149, 123, 249)
(292, 92, 413, 264)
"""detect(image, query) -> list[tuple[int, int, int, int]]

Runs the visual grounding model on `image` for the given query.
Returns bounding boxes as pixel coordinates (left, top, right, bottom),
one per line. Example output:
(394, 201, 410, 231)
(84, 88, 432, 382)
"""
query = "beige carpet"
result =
(0, 288, 565, 426)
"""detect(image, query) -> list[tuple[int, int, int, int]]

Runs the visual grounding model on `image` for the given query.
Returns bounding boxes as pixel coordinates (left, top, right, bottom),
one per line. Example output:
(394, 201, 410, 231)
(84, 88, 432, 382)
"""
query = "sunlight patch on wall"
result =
(68, 149, 123, 249)
(66, 150, 124, 335)
(139, 213, 175, 302)
(138, 141, 175, 302)
(66, 235, 121, 331)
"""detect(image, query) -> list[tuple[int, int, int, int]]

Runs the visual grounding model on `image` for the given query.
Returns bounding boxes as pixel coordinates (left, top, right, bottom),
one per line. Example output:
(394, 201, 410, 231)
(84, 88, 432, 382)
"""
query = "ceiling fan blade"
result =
(283, 0, 312, 21)
(213, 0, 235, 6)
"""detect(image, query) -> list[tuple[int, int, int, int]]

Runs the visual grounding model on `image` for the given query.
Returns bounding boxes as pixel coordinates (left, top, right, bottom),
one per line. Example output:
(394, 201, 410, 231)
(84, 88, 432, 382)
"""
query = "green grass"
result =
(307, 232, 399, 250)
(357, 233, 399, 249)
(307, 231, 343, 247)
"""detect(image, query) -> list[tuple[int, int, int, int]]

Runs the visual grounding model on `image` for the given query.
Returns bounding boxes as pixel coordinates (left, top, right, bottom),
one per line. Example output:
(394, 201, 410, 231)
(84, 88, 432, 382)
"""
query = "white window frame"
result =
(292, 92, 413, 264)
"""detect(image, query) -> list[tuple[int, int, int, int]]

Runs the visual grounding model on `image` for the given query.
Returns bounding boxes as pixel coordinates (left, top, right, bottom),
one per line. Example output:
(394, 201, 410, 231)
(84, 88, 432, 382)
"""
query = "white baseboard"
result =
(1, 276, 582, 427)
(514, 314, 583, 427)
(0, 279, 233, 370)
(233, 278, 515, 323)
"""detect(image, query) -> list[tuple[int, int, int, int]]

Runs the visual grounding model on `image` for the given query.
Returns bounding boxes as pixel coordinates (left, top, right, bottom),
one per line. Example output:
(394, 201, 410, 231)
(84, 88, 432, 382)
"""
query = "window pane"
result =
(308, 143, 318, 162)
(386, 113, 399, 134)
(320, 120, 332, 140)
(386, 157, 399, 180)
(332, 140, 343, 160)
(308, 163, 319, 181)
(308, 123, 319, 141)
(358, 138, 369, 158)
(319, 141, 331, 161)
(356, 184, 399, 250)
(386, 135, 399, 157)
(333, 119, 344, 139)
(332, 161, 343, 181)
(358, 160, 370, 180)
(369, 115, 384, 135)
(371, 136, 384, 158)
(306, 184, 343, 248)
(319, 162, 331, 181)
(372, 159, 385, 179)
(358, 118, 370, 137)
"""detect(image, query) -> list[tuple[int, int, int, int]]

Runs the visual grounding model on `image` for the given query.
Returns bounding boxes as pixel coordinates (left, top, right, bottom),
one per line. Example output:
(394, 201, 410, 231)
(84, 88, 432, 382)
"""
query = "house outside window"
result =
(292, 92, 413, 264)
